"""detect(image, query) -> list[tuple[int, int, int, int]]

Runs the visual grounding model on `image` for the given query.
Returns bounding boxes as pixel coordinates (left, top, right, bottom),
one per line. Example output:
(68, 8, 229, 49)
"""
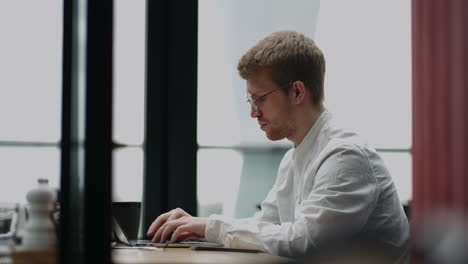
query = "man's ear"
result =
(289, 81, 306, 105)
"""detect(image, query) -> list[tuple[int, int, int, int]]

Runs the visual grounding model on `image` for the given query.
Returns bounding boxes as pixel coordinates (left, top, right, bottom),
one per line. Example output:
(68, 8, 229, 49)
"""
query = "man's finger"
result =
(170, 224, 192, 243)
(152, 221, 168, 242)
(147, 208, 191, 237)
(146, 212, 170, 236)
(160, 221, 181, 243)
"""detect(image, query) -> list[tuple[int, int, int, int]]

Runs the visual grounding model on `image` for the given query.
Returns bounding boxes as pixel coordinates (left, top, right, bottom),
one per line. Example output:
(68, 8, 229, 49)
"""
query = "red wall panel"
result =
(412, 0, 468, 221)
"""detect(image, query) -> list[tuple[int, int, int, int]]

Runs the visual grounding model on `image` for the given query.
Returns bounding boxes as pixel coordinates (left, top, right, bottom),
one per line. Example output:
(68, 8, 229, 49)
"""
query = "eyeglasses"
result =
(246, 83, 292, 111)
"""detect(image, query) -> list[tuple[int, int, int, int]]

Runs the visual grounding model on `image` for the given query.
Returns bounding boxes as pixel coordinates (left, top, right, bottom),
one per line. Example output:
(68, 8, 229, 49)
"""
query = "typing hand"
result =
(146, 208, 207, 243)
(147, 208, 191, 240)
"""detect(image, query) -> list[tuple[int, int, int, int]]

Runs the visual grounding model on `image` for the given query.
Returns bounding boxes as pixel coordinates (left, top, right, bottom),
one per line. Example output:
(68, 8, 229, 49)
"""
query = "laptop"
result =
(112, 217, 223, 248)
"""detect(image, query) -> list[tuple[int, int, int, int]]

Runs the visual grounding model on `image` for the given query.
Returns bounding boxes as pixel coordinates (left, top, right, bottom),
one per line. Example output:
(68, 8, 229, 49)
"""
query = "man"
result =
(146, 30, 409, 258)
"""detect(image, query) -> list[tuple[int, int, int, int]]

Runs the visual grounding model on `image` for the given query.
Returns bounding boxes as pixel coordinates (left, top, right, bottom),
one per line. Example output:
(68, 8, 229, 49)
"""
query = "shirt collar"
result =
(292, 109, 332, 171)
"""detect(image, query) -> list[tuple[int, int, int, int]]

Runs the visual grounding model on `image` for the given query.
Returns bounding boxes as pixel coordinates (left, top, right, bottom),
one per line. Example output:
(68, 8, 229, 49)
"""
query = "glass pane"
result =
(0, 1, 63, 142)
(113, 0, 145, 145)
(379, 152, 412, 203)
(198, 148, 287, 218)
(112, 147, 143, 202)
(198, 0, 319, 147)
(233, 148, 288, 218)
(315, 0, 411, 149)
(197, 149, 244, 217)
(0, 147, 60, 204)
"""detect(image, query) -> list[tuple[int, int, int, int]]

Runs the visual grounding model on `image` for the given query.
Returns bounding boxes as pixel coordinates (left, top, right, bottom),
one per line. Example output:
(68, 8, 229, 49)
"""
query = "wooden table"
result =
(112, 247, 291, 264)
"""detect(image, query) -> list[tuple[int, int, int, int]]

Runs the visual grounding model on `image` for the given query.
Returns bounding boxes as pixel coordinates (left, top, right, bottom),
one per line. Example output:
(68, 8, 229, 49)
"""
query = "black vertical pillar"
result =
(142, 0, 198, 233)
(60, 0, 113, 263)
(60, 0, 81, 262)
(83, 0, 113, 262)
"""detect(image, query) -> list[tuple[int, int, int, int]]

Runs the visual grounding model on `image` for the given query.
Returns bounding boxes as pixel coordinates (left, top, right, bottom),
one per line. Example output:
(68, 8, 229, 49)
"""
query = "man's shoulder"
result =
(320, 129, 372, 158)
(311, 132, 385, 181)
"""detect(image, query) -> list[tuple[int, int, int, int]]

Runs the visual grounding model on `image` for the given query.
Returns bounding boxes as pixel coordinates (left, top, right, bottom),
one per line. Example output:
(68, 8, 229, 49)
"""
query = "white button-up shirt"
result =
(205, 110, 409, 257)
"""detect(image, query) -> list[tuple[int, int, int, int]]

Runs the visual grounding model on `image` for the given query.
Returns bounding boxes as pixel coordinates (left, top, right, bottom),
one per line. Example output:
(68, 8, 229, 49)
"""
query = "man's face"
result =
(246, 69, 294, 141)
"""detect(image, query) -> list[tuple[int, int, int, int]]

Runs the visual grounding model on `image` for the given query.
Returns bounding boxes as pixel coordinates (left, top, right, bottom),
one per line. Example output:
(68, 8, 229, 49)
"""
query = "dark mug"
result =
(112, 202, 141, 240)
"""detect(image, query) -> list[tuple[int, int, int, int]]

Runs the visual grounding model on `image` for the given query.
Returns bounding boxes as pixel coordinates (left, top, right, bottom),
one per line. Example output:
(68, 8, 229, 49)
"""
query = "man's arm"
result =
(145, 187, 282, 244)
(145, 176, 284, 243)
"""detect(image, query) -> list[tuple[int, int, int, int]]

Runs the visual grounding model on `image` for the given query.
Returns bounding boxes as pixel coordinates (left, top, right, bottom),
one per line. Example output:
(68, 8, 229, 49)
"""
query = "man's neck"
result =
(289, 105, 325, 147)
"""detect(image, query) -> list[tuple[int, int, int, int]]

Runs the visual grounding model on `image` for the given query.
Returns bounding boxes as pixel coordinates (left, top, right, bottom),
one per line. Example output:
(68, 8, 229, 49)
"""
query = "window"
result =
(0, 0, 147, 203)
(0, 0, 147, 204)
(198, 0, 412, 218)
(315, 0, 412, 202)
(0, 0, 62, 204)
(112, 0, 146, 202)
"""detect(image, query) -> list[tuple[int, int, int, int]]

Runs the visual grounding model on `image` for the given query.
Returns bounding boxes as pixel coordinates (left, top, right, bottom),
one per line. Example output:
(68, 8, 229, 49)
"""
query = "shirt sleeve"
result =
(205, 145, 379, 257)
(250, 181, 281, 223)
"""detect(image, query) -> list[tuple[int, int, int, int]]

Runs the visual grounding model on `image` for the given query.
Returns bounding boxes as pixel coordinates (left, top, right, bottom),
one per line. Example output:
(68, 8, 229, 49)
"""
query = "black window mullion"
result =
(142, 0, 198, 234)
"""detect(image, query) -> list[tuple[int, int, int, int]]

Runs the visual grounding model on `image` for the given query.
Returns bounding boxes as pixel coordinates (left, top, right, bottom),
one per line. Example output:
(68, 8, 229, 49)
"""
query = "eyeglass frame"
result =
(246, 82, 293, 111)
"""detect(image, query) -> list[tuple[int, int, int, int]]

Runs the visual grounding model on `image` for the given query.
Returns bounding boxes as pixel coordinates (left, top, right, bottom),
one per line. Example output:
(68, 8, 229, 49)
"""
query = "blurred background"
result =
(2, 1, 468, 263)
(0, 0, 411, 218)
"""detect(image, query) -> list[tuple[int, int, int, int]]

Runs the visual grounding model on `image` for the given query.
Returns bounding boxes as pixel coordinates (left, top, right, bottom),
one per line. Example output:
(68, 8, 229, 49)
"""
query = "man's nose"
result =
(250, 106, 260, 118)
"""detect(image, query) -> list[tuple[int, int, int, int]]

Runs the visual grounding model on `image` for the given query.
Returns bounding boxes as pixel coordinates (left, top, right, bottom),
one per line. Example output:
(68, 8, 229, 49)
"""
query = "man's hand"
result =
(146, 208, 208, 243)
